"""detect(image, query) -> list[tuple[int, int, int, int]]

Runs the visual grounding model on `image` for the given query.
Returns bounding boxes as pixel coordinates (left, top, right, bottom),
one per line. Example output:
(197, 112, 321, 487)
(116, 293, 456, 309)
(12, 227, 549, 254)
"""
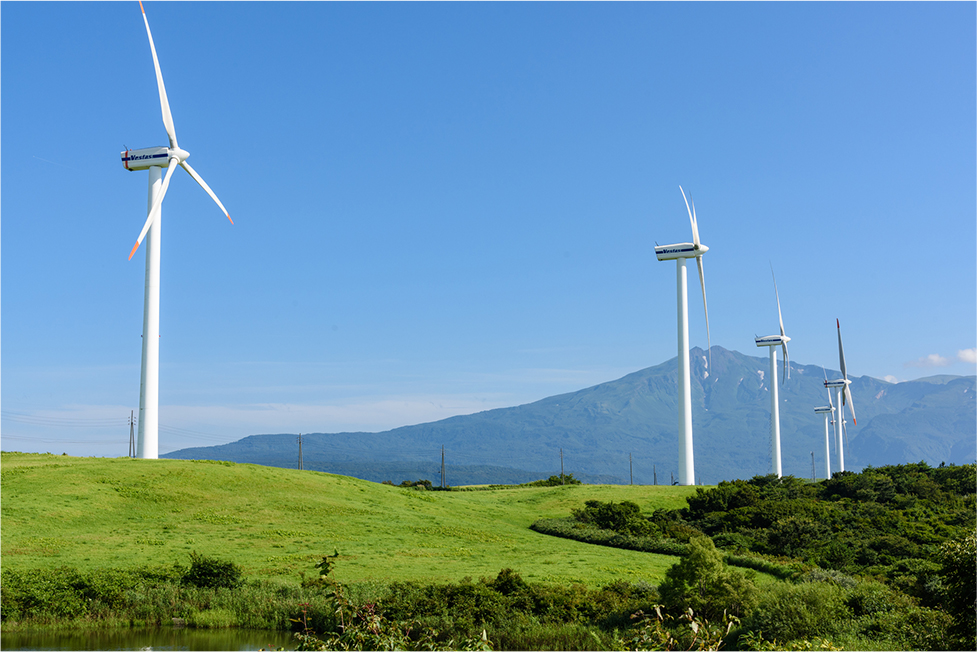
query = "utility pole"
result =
(560, 448, 564, 484)
(441, 445, 446, 489)
(128, 411, 136, 458)
(297, 433, 303, 470)
(630, 453, 633, 485)
(654, 464, 657, 486)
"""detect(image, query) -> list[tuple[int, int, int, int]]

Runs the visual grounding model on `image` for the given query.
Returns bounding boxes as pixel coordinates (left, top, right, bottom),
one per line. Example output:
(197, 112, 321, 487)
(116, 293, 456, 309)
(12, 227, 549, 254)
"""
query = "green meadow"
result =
(1, 452, 699, 586)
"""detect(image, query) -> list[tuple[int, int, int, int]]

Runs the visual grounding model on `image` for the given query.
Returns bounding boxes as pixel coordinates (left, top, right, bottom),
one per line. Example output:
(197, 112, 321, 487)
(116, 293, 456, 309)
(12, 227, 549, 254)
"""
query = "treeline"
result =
(531, 462, 977, 650)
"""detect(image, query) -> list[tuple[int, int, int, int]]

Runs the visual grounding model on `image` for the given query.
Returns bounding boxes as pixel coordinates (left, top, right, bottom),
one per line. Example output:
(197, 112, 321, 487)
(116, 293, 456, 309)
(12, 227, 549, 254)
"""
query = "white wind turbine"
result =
(823, 320, 856, 472)
(123, 1, 231, 459)
(813, 367, 836, 479)
(754, 268, 790, 478)
(655, 186, 711, 486)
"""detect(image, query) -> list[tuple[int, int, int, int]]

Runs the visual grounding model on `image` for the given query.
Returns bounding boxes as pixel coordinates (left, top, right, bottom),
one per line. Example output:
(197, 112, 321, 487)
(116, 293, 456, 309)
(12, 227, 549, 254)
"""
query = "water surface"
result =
(0, 627, 296, 651)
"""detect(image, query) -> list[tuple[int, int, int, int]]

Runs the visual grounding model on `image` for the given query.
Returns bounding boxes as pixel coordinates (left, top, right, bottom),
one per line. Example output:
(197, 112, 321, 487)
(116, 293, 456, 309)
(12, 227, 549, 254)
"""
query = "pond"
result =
(0, 627, 297, 651)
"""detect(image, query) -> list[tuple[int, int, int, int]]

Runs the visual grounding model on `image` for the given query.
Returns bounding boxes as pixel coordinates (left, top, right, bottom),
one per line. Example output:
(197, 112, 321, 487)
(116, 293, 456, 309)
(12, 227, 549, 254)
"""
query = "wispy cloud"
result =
(957, 349, 977, 364)
(905, 353, 951, 368)
(882, 375, 901, 384)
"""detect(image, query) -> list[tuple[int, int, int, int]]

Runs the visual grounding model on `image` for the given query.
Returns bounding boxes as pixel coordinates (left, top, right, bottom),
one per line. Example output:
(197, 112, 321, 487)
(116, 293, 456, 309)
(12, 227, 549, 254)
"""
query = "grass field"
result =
(1, 452, 702, 587)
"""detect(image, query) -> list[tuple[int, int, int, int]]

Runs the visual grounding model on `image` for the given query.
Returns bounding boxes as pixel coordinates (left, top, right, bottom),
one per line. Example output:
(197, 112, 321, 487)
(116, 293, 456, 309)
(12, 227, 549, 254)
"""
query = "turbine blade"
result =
(837, 318, 848, 380)
(772, 266, 785, 337)
(140, 1, 178, 149)
(844, 385, 857, 425)
(180, 161, 232, 224)
(690, 196, 701, 247)
(823, 367, 834, 408)
(782, 342, 789, 383)
(697, 256, 711, 369)
(129, 158, 179, 260)
(679, 186, 700, 247)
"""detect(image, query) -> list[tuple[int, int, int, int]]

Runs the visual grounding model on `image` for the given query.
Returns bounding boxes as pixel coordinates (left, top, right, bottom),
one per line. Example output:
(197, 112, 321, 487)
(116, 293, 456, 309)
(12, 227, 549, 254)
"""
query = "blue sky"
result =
(2, 1, 975, 457)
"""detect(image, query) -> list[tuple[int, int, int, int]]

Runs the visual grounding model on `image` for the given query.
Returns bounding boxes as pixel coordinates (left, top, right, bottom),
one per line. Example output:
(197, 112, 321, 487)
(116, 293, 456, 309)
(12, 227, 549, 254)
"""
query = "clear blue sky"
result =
(3, 1, 975, 457)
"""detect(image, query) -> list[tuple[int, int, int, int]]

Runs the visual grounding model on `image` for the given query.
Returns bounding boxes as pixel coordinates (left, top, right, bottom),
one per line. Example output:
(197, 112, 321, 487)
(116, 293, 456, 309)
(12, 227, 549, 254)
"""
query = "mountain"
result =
(163, 346, 976, 485)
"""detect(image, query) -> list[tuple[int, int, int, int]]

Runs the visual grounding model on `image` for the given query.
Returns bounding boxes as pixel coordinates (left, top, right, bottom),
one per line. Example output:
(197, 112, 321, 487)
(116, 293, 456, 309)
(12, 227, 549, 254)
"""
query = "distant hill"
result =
(164, 346, 976, 485)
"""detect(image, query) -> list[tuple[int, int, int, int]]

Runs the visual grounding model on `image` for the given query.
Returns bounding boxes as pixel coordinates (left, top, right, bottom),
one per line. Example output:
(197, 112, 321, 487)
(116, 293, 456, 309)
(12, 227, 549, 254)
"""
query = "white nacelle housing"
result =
(755, 335, 790, 347)
(655, 242, 707, 261)
(122, 146, 171, 171)
(824, 378, 850, 389)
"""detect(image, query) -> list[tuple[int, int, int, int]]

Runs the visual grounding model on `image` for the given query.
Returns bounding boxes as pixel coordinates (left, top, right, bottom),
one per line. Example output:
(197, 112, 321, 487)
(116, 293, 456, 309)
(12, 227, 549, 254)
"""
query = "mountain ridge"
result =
(164, 346, 976, 485)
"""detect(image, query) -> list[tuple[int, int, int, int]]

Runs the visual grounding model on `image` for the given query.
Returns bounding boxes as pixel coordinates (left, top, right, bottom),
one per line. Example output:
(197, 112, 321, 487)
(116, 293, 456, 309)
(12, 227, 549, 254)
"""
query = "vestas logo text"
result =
(125, 154, 167, 161)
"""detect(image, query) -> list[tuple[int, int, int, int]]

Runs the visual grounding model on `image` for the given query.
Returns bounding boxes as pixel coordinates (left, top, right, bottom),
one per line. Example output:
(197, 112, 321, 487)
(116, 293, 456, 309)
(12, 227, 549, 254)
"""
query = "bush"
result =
(937, 530, 977, 649)
(658, 536, 759, 620)
(571, 500, 654, 537)
(742, 581, 849, 643)
(181, 552, 242, 590)
(524, 474, 582, 487)
(530, 518, 689, 556)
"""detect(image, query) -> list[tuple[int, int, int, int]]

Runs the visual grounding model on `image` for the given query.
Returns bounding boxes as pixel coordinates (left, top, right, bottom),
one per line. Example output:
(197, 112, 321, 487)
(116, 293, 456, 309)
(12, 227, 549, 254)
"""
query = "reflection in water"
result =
(0, 627, 297, 651)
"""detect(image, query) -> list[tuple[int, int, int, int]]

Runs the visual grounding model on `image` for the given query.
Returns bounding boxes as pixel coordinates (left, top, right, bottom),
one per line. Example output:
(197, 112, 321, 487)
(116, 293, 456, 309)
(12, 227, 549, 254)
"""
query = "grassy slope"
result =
(1, 452, 701, 587)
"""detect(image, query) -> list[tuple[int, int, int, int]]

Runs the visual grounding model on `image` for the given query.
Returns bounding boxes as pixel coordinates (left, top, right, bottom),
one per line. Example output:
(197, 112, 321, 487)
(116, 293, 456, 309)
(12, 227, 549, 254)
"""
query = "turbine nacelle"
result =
(755, 334, 790, 347)
(824, 378, 851, 389)
(814, 405, 835, 414)
(122, 146, 190, 171)
(655, 242, 709, 261)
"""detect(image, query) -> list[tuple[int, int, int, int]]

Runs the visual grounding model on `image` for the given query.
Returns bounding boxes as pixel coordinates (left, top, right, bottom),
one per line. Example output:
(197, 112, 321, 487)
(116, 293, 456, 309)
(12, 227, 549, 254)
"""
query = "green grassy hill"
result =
(0, 452, 699, 587)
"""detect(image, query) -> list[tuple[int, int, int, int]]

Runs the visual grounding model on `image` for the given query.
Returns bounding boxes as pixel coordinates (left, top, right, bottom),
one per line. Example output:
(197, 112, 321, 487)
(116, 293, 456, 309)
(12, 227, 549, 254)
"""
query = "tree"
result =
(937, 531, 977, 649)
(658, 536, 758, 620)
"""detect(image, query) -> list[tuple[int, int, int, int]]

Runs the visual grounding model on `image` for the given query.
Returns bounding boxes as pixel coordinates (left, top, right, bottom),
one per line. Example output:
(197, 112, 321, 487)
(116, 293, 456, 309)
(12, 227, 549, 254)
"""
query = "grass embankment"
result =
(1, 452, 698, 586)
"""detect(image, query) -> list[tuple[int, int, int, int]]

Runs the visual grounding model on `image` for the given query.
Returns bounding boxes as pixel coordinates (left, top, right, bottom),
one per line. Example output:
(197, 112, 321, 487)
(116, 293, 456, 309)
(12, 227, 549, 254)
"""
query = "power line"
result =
(1, 411, 126, 428)
(1, 435, 123, 445)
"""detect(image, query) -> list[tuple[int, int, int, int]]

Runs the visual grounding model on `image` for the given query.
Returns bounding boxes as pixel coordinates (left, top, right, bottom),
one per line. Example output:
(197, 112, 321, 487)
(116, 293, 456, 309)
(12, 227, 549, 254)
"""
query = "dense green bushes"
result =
(531, 464, 976, 650)
(735, 572, 955, 650)
(530, 517, 795, 579)
(572, 499, 655, 536)
(530, 517, 688, 556)
(0, 555, 328, 631)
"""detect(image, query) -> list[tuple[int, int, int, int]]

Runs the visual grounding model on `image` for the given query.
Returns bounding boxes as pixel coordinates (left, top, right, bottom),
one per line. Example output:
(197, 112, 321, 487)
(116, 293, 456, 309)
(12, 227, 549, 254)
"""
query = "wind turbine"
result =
(813, 367, 836, 479)
(754, 268, 790, 478)
(823, 320, 856, 472)
(123, 1, 231, 459)
(655, 186, 710, 486)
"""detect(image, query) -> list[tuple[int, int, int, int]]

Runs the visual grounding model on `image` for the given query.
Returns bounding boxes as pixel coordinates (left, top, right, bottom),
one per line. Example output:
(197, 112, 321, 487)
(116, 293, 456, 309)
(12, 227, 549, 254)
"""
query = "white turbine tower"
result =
(655, 186, 710, 486)
(754, 268, 790, 478)
(814, 367, 836, 479)
(123, 1, 231, 459)
(823, 320, 856, 472)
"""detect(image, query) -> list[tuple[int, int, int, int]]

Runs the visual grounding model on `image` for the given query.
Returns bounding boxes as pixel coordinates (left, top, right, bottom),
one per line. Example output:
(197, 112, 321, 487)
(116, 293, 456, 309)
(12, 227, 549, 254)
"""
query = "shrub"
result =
(658, 536, 759, 620)
(765, 517, 827, 558)
(937, 530, 977, 649)
(489, 568, 529, 596)
(571, 500, 654, 537)
(742, 581, 849, 642)
(524, 474, 582, 487)
(181, 551, 242, 590)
